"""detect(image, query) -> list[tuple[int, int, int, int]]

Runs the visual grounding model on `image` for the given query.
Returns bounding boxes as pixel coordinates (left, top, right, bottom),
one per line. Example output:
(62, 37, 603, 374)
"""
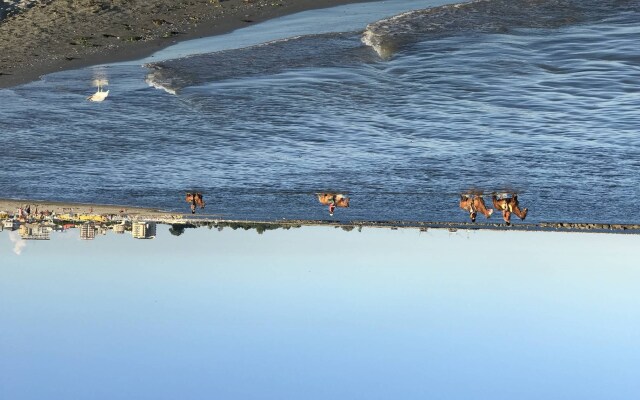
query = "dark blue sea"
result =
(1, 0, 639, 224)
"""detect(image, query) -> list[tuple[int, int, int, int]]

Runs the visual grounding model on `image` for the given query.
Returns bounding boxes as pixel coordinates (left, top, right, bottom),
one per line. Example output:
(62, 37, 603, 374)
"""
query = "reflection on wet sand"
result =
(317, 193, 350, 216)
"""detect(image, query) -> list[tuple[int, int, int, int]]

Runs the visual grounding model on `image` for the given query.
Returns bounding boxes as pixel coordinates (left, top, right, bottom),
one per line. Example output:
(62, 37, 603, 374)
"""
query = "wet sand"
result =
(0, 0, 370, 89)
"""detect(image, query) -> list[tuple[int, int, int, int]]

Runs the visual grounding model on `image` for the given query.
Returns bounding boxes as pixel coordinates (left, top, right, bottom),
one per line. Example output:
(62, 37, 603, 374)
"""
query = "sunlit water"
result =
(1, 0, 639, 224)
(2, 227, 640, 399)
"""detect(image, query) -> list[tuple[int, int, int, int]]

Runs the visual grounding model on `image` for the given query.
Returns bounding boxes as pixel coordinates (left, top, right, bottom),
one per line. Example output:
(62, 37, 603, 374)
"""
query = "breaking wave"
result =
(362, 0, 640, 58)
(145, 33, 377, 94)
(146, 0, 639, 93)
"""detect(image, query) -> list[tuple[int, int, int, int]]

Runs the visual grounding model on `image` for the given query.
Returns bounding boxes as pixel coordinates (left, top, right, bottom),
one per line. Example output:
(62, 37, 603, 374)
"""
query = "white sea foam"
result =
(362, 2, 471, 58)
(145, 73, 177, 95)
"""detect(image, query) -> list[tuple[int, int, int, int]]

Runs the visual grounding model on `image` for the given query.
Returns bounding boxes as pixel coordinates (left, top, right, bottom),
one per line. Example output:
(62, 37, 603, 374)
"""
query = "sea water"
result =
(1, 0, 639, 224)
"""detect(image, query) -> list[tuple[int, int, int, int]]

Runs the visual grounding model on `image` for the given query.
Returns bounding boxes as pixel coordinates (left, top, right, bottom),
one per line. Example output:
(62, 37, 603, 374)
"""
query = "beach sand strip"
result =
(0, 198, 172, 219)
(2, 198, 639, 234)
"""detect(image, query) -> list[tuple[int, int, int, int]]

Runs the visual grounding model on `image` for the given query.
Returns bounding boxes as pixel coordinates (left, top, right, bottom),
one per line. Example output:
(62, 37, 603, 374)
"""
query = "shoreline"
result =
(0, 198, 171, 218)
(2, 198, 639, 235)
(0, 0, 372, 89)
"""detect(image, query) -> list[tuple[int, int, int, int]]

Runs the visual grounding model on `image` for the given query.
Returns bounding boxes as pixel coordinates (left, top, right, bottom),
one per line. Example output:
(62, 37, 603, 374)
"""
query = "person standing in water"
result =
(329, 199, 336, 216)
(316, 192, 349, 216)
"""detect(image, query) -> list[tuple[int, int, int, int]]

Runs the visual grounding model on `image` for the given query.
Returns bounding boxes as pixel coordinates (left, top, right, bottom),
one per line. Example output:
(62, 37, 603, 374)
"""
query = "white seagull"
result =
(87, 80, 109, 102)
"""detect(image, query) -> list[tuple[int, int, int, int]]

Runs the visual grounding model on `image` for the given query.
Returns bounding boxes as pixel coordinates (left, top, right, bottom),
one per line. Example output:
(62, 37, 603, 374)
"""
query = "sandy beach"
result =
(2, 197, 640, 234)
(0, 0, 370, 89)
(0, 198, 171, 219)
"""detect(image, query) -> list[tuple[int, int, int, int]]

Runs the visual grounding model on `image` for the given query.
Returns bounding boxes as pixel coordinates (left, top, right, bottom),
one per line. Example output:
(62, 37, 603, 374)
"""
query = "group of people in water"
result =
(184, 191, 528, 224)
(185, 192, 206, 214)
(321, 192, 528, 225)
(317, 192, 527, 225)
(459, 193, 528, 225)
(316, 193, 350, 216)
(185, 192, 350, 216)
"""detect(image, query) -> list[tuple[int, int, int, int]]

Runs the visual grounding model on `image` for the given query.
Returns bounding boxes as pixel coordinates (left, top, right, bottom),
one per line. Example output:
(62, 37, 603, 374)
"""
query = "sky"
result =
(2, 226, 640, 400)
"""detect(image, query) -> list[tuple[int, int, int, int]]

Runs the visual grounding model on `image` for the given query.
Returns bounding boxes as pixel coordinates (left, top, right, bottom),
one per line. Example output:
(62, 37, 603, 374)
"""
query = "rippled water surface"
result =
(1, 0, 639, 223)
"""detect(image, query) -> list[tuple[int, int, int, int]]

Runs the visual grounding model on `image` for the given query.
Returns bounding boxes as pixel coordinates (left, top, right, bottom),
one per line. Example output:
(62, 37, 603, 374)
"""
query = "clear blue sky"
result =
(2, 226, 639, 399)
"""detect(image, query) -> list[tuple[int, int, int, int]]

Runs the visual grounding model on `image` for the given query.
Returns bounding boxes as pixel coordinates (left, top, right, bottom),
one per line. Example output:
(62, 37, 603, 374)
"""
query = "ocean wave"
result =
(145, 32, 374, 94)
(362, 0, 640, 58)
(145, 0, 639, 93)
(144, 66, 179, 95)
